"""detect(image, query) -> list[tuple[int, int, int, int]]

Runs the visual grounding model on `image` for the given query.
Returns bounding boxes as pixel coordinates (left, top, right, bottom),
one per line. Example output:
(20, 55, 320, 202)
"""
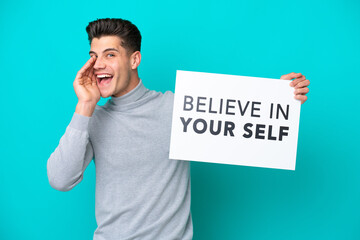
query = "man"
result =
(47, 18, 310, 240)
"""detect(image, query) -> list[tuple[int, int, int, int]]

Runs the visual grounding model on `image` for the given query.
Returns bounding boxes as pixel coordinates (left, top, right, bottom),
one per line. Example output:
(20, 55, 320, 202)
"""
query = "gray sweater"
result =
(47, 80, 193, 240)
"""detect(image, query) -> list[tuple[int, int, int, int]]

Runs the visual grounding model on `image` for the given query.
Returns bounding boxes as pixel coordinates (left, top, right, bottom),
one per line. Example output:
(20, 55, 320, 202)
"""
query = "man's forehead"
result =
(90, 36, 125, 53)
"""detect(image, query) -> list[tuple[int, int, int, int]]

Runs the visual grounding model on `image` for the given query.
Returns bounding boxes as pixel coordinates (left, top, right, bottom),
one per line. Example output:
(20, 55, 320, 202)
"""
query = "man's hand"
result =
(73, 56, 100, 117)
(280, 72, 310, 104)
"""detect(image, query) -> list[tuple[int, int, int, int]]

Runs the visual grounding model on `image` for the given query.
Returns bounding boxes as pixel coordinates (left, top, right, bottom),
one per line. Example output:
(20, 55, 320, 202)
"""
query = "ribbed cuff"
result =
(69, 113, 91, 131)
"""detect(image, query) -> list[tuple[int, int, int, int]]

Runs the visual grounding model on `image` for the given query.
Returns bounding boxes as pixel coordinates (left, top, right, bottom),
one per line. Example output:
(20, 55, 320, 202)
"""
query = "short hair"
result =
(86, 18, 141, 54)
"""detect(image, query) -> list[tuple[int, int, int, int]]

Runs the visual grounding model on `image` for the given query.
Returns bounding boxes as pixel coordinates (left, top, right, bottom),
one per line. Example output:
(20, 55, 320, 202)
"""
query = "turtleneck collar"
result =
(111, 79, 147, 104)
(104, 79, 149, 111)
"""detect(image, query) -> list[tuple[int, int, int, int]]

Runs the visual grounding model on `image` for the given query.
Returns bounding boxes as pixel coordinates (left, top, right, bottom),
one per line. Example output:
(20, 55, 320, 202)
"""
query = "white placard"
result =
(169, 70, 301, 170)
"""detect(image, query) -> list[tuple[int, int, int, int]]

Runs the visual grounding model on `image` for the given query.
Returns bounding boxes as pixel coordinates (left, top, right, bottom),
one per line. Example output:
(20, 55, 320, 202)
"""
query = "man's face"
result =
(89, 36, 137, 98)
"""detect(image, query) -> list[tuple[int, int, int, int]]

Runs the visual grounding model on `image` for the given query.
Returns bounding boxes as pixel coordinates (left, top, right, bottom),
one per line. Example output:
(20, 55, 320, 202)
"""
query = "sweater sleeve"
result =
(47, 113, 94, 192)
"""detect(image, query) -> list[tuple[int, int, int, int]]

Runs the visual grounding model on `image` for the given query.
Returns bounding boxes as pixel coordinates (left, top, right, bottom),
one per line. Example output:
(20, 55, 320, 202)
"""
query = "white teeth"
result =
(97, 74, 112, 78)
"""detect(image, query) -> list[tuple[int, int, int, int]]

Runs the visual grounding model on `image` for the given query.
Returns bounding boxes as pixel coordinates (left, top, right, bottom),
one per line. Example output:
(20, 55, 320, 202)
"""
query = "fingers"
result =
(91, 71, 98, 86)
(84, 56, 96, 77)
(294, 87, 309, 95)
(280, 72, 303, 80)
(281, 72, 310, 104)
(76, 56, 96, 79)
(88, 65, 95, 83)
(85, 56, 96, 78)
(280, 72, 310, 87)
(293, 77, 310, 104)
(293, 79, 310, 88)
(290, 75, 305, 87)
(295, 95, 308, 104)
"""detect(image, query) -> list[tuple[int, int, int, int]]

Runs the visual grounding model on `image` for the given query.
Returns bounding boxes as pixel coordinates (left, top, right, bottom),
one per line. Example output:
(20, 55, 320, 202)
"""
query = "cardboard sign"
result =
(169, 70, 301, 170)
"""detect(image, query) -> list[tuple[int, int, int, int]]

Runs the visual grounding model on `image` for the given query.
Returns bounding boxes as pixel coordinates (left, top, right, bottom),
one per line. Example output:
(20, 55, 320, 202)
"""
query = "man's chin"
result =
(100, 90, 113, 99)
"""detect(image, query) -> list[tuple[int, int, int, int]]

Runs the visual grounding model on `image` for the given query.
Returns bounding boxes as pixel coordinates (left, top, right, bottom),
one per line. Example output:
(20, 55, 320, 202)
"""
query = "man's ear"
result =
(130, 51, 141, 70)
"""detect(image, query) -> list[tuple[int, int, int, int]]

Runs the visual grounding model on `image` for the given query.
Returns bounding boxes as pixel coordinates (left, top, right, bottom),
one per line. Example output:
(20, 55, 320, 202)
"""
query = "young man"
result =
(47, 18, 310, 240)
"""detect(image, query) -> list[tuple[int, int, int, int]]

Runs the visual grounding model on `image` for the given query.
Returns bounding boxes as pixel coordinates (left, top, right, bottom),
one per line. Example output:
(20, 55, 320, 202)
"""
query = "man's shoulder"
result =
(157, 90, 174, 106)
(137, 90, 173, 115)
(146, 88, 174, 104)
(161, 90, 174, 100)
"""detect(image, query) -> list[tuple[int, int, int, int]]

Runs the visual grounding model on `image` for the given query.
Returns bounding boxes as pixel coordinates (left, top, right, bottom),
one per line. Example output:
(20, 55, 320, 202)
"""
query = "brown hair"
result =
(86, 18, 141, 54)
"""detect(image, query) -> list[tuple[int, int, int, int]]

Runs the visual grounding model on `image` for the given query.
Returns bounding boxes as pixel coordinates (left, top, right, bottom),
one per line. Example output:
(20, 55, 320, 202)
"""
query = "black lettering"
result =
(196, 97, 206, 113)
(255, 124, 265, 139)
(269, 103, 274, 119)
(237, 100, 250, 116)
(226, 99, 236, 115)
(251, 102, 261, 117)
(183, 96, 193, 111)
(209, 120, 222, 135)
(243, 123, 253, 138)
(276, 104, 289, 120)
(193, 119, 207, 134)
(209, 98, 217, 114)
(279, 126, 289, 141)
(268, 125, 277, 140)
(224, 121, 235, 136)
(180, 117, 192, 132)
(219, 99, 223, 114)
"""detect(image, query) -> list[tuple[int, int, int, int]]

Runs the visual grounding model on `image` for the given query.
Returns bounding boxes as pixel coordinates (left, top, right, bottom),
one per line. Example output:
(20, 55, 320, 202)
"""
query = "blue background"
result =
(1, 0, 359, 239)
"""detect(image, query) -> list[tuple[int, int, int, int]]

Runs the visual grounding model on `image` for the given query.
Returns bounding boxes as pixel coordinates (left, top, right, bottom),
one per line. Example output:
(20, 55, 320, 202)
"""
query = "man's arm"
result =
(280, 72, 310, 104)
(47, 113, 94, 191)
(47, 56, 100, 191)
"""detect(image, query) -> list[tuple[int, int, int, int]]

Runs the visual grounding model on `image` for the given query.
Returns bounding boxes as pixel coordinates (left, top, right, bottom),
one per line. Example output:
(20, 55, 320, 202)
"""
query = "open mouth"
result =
(97, 74, 113, 86)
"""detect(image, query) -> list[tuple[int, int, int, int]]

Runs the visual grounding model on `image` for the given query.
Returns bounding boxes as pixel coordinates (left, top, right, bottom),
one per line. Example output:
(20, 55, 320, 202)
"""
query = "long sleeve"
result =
(47, 113, 94, 192)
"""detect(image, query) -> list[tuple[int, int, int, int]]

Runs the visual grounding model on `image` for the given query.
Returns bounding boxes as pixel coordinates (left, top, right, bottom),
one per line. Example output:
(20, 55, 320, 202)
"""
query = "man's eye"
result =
(107, 54, 114, 57)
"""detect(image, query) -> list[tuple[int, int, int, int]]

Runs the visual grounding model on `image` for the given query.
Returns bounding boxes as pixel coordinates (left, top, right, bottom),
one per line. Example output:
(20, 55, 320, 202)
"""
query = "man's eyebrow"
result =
(89, 48, 120, 55)
(103, 48, 119, 53)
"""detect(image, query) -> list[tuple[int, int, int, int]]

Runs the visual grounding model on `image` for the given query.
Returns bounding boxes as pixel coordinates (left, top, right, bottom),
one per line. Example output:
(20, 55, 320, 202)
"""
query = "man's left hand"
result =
(280, 72, 310, 104)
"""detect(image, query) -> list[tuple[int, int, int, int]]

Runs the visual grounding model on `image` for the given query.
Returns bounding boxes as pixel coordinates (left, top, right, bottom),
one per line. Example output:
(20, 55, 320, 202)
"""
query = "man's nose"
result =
(93, 57, 105, 69)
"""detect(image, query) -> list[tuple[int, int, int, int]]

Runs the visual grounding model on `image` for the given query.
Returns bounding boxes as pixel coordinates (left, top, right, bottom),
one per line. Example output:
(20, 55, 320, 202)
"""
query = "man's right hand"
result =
(73, 56, 100, 117)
